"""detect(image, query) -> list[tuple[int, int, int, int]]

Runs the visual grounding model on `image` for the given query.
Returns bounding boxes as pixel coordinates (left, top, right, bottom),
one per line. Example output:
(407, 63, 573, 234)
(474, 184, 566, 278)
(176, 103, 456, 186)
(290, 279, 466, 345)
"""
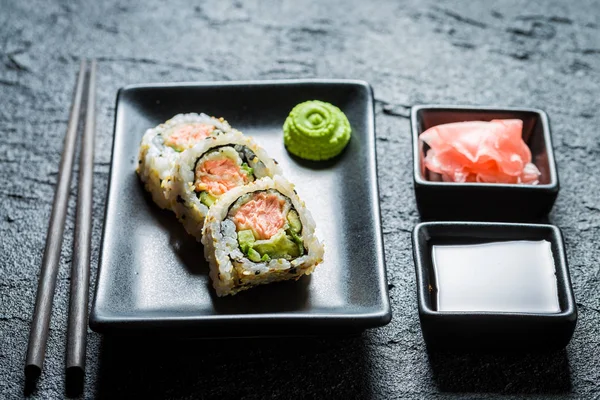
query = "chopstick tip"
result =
(66, 366, 85, 396)
(25, 364, 41, 380)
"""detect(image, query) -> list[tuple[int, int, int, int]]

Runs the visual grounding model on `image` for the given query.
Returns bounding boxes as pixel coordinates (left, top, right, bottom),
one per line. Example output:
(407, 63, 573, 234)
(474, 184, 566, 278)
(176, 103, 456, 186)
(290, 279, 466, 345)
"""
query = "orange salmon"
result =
(165, 123, 214, 151)
(195, 158, 249, 196)
(233, 192, 286, 240)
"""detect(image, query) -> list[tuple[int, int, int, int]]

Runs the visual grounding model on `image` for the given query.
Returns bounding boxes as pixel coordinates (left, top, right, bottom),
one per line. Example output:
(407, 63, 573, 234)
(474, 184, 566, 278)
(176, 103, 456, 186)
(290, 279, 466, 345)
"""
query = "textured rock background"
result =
(1, 0, 599, 398)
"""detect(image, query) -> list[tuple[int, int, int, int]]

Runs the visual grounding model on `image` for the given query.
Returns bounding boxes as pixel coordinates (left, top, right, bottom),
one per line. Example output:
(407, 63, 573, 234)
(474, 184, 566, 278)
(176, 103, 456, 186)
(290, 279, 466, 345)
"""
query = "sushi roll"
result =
(165, 131, 282, 239)
(137, 113, 233, 210)
(202, 176, 324, 297)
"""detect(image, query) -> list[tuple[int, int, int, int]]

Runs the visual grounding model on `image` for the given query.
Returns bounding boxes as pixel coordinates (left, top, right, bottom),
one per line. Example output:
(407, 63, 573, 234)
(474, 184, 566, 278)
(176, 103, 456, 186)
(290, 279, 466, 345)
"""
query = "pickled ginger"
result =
(419, 119, 540, 184)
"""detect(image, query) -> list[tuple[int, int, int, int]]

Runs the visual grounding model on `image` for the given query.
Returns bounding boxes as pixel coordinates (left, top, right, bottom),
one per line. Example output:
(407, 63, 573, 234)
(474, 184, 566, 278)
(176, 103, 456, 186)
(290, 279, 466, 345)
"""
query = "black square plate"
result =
(412, 222, 577, 351)
(411, 105, 559, 221)
(90, 80, 391, 336)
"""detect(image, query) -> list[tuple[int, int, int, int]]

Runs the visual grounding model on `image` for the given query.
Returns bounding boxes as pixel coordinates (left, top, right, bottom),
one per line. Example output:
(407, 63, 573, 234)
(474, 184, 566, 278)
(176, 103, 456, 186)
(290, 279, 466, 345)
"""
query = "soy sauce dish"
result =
(411, 105, 559, 221)
(412, 222, 577, 351)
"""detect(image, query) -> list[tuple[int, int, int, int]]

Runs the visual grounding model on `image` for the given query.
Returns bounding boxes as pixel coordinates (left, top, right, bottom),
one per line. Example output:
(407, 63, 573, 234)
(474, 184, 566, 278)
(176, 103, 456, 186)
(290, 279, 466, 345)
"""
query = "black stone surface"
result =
(1, 1, 598, 399)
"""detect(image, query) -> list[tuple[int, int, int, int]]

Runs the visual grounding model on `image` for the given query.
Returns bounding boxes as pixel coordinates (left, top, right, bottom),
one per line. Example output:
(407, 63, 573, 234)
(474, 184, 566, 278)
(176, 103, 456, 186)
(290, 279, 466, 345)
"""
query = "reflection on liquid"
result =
(432, 240, 560, 313)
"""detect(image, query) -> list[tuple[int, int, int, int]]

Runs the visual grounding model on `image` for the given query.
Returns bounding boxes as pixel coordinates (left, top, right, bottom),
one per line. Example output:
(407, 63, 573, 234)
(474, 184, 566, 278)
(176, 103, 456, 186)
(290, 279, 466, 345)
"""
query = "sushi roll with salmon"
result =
(202, 176, 324, 296)
(165, 131, 282, 239)
(137, 113, 233, 210)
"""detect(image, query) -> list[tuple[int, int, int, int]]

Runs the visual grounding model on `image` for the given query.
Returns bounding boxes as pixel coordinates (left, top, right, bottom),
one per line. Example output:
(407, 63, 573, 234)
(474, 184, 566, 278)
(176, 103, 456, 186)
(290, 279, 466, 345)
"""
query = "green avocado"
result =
(288, 229, 304, 255)
(286, 210, 302, 233)
(240, 162, 254, 178)
(237, 230, 255, 253)
(199, 191, 217, 207)
(247, 248, 262, 262)
(252, 230, 301, 260)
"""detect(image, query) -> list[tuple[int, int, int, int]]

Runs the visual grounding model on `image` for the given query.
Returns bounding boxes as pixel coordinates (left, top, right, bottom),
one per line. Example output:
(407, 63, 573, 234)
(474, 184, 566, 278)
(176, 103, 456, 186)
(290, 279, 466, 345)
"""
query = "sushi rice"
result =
(202, 176, 324, 297)
(165, 131, 282, 239)
(137, 113, 233, 210)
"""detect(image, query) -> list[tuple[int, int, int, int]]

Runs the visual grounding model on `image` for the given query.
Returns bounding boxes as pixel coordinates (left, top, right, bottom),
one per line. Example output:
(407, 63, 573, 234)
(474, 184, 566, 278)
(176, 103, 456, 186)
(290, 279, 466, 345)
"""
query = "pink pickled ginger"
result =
(419, 119, 540, 184)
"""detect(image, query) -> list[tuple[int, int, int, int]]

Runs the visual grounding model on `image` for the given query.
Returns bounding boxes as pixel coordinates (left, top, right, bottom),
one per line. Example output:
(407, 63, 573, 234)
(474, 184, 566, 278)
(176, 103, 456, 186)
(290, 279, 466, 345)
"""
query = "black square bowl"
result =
(412, 222, 577, 351)
(411, 105, 559, 221)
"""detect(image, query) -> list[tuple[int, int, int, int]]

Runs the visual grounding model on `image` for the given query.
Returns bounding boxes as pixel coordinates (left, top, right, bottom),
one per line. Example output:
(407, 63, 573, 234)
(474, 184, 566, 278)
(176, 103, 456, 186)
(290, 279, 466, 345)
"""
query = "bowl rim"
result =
(410, 104, 559, 190)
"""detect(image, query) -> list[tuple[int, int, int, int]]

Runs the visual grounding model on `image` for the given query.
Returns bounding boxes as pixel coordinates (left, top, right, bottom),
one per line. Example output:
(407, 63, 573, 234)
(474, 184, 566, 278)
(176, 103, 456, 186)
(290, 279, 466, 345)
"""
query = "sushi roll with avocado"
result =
(137, 113, 233, 210)
(202, 176, 324, 297)
(165, 131, 282, 239)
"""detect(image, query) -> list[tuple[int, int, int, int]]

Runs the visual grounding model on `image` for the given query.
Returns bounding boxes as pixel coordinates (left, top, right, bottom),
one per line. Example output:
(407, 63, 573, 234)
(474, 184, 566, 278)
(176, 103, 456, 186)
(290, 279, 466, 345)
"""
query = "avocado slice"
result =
(199, 191, 217, 207)
(247, 248, 262, 262)
(288, 229, 305, 255)
(286, 210, 302, 233)
(237, 229, 255, 253)
(253, 230, 301, 260)
(240, 162, 254, 179)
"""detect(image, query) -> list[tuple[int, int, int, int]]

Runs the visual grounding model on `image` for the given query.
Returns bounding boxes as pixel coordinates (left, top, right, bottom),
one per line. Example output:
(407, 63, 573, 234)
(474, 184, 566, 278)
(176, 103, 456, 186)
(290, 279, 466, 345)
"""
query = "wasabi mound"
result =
(283, 100, 351, 161)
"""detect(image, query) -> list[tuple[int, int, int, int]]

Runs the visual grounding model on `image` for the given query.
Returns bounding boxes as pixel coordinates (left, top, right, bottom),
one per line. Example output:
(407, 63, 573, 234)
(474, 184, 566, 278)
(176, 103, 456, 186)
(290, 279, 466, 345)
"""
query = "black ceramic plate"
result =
(90, 80, 391, 336)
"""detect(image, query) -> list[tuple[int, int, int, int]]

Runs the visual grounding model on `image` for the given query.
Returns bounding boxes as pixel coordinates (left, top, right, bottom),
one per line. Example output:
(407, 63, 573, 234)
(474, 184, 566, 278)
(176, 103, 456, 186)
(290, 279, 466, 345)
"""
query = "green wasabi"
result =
(283, 100, 351, 161)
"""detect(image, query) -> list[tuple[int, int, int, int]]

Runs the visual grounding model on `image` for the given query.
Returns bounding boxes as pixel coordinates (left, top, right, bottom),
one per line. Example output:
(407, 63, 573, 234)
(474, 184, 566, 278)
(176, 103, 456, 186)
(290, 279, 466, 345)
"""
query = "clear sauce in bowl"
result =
(432, 240, 560, 313)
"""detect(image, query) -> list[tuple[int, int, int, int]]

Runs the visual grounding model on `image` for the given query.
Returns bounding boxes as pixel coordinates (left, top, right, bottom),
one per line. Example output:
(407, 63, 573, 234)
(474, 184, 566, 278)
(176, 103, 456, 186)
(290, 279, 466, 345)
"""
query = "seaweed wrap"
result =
(202, 176, 324, 296)
(165, 131, 282, 239)
(137, 113, 232, 210)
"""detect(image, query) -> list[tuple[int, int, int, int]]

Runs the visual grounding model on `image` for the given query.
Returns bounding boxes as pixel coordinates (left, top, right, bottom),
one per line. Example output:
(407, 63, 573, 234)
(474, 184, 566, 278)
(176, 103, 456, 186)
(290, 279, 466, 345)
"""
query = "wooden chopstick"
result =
(25, 60, 88, 379)
(66, 59, 96, 383)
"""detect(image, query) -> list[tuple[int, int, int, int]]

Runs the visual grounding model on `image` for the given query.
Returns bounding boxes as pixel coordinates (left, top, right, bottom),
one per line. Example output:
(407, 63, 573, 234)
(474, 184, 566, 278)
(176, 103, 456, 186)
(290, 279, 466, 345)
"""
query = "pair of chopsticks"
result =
(25, 60, 96, 385)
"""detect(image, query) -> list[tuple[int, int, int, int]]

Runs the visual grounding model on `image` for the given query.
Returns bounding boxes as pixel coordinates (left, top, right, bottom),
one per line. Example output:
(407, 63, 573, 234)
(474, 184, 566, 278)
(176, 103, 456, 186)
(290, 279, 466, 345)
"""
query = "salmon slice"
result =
(233, 192, 286, 240)
(164, 123, 215, 151)
(195, 158, 249, 196)
(419, 119, 540, 184)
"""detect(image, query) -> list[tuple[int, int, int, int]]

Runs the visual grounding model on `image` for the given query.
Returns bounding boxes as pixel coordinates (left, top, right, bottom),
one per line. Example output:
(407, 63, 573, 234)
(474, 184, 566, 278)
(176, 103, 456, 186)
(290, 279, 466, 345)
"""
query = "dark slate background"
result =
(1, 0, 599, 399)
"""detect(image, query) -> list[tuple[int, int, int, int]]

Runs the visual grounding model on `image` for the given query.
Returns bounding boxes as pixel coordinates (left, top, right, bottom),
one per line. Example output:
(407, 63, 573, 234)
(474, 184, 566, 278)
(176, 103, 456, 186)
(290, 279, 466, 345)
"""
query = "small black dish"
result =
(412, 222, 577, 351)
(411, 105, 559, 221)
